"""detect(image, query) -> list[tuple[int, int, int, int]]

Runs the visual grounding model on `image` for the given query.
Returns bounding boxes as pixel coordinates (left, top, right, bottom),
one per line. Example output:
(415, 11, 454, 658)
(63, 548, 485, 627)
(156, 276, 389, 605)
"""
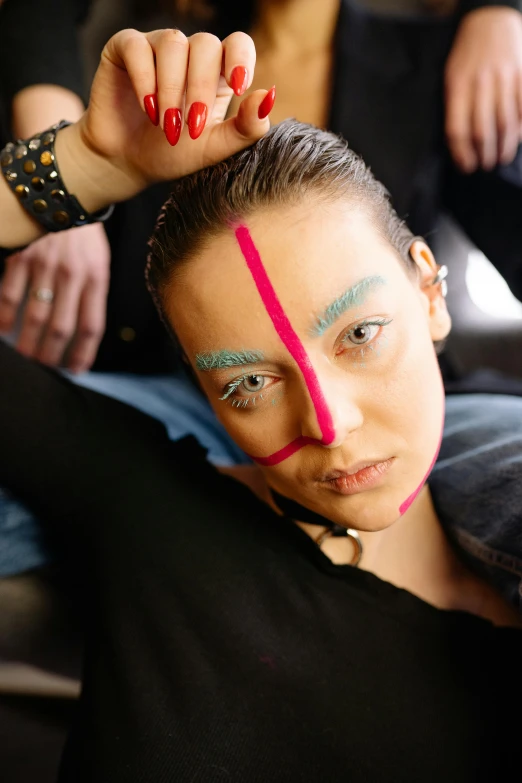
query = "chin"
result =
(283, 480, 405, 532)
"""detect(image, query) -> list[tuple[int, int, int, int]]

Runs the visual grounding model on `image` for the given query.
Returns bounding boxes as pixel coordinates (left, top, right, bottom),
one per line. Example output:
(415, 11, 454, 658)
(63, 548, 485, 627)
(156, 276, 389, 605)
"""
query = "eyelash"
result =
(220, 317, 392, 410)
(339, 317, 392, 352)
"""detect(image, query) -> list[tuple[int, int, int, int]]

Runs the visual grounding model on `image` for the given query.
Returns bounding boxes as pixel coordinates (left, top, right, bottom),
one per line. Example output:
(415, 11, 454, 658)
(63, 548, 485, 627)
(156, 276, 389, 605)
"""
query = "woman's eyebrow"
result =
(311, 275, 386, 336)
(195, 349, 265, 371)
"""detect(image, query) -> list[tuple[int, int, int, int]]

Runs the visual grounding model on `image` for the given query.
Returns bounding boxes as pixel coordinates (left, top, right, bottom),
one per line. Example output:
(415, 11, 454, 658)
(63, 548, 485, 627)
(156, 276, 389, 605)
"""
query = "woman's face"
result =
(166, 199, 451, 530)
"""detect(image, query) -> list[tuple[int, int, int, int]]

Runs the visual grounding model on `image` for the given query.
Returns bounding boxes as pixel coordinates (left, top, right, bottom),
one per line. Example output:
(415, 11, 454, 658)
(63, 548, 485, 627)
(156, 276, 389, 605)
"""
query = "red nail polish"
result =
(230, 66, 248, 96)
(187, 102, 208, 140)
(164, 108, 182, 146)
(258, 85, 276, 120)
(144, 94, 159, 126)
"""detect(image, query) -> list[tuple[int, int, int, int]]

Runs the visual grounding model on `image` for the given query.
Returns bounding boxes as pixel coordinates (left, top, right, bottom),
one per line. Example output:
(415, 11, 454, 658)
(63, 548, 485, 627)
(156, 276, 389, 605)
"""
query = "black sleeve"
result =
(0, 338, 177, 531)
(0, 0, 91, 112)
(458, 0, 521, 18)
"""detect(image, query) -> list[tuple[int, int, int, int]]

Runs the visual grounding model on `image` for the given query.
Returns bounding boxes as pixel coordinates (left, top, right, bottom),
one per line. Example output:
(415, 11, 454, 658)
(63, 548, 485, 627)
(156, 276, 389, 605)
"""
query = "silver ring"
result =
(315, 526, 363, 567)
(31, 287, 54, 304)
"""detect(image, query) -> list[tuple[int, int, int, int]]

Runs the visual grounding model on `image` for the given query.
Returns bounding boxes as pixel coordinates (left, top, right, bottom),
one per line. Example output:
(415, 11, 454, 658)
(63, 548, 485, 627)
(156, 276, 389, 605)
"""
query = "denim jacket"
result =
(430, 394, 522, 614)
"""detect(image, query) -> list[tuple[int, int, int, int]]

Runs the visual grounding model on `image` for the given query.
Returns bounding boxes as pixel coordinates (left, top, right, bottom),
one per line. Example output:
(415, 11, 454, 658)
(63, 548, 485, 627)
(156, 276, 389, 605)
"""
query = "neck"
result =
(252, 0, 340, 56)
(296, 485, 469, 605)
(218, 465, 521, 625)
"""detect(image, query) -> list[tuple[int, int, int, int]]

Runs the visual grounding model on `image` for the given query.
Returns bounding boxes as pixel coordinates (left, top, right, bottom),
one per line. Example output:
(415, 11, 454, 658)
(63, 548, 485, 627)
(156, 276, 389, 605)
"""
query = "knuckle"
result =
(474, 67, 489, 85)
(26, 313, 46, 329)
(0, 290, 19, 308)
(496, 64, 513, 84)
(190, 31, 221, 49)
(160, 28, 188, 47)
(161, 76, 186, 94)
(56, 264, 74, 283)
(497, 119, 509, 138)
(5, 251, 23, 267)
(48, 325, 71, 342)
(33, 256, 52, 274)
(79, 325, 102, 341)
(446, 127, 467, 145)
(194, 76, 218, 94)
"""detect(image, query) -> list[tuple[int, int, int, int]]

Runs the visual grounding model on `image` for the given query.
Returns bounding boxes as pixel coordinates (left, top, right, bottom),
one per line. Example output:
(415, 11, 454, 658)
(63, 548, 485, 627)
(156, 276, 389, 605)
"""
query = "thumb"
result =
(203, 88, 276, 166)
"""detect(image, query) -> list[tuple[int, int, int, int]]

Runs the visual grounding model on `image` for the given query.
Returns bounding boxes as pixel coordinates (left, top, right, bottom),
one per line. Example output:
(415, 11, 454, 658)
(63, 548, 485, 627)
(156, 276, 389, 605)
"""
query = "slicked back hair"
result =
(146, 119, 426, 345)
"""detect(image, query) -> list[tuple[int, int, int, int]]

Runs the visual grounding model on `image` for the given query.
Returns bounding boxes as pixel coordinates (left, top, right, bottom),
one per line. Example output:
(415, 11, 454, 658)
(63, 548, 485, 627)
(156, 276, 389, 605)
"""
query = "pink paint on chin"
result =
(235, 225, 335, 465)
(398, 419, 444, 515)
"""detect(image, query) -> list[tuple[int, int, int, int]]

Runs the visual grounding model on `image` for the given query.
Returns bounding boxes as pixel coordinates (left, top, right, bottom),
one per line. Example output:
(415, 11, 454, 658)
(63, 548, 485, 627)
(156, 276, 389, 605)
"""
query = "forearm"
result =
(11, 85, 85, 140)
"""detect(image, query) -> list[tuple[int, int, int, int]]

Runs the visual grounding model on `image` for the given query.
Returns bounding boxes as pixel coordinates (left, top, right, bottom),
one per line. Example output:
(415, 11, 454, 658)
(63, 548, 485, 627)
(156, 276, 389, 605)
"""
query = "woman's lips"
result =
(319, 458, 395, 495)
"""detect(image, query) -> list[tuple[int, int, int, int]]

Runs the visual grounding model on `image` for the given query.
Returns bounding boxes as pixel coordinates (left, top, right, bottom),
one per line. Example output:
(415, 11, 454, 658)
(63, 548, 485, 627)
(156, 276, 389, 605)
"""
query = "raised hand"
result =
(59, 29, 275, 211)
(1, 28, 275, 249)
(445, 7, 522, 173)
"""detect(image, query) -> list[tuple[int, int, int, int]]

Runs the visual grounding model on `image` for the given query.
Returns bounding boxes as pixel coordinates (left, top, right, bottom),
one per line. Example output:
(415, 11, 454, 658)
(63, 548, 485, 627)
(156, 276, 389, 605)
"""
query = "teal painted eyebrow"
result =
(311, 275, 387, 336)
(195, 349, 265, 371)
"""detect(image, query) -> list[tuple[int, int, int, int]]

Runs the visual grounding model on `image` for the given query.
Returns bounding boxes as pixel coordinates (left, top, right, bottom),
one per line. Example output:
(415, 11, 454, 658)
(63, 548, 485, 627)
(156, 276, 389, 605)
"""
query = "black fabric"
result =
(0, 0, 90, 114)
(0, 338, 520, 782)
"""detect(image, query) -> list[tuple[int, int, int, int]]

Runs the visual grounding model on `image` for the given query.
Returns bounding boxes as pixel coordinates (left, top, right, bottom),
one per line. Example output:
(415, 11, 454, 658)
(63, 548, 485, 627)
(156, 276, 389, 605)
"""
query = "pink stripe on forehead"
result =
(234, 225, 335, 463)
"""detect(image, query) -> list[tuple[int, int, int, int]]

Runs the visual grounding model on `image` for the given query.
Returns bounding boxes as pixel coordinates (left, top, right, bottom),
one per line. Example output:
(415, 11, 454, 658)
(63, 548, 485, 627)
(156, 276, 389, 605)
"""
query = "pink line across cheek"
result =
(234, 225, 336, 465)
(398, 418, 444, 515)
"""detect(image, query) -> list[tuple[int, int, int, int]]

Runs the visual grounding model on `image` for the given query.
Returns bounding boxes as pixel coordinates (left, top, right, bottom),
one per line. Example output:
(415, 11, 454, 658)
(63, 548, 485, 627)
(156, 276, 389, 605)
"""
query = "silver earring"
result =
(430, 264, 448, 298)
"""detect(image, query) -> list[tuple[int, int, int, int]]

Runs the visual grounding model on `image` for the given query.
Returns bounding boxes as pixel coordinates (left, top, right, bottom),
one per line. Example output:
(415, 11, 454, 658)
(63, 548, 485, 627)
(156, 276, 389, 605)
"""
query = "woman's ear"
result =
(409, 240, 451, 342)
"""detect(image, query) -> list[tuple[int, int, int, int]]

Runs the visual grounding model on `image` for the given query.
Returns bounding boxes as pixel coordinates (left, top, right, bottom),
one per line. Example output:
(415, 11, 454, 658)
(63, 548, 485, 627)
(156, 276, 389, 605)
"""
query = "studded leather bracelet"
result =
(0, 120, 114, 232)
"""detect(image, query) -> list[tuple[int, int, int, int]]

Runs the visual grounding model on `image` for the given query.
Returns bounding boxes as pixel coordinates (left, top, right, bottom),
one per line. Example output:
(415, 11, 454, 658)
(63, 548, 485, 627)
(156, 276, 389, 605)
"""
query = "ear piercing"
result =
(430, 264, 448, 298)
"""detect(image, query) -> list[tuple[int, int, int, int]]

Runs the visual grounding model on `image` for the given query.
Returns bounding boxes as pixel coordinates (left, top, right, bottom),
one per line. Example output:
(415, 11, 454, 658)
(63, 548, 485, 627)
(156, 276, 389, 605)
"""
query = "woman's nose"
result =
(298, 368, 363, 448)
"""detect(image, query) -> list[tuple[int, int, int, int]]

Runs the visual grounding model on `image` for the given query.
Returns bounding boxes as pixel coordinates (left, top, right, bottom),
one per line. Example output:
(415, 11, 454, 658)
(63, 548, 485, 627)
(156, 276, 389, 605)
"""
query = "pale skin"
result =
(166, 200, 521, 628)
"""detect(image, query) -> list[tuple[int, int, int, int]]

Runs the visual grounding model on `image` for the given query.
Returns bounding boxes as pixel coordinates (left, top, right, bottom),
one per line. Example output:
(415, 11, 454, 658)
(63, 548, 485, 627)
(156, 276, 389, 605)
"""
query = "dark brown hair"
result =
(147, 119, 423, 331)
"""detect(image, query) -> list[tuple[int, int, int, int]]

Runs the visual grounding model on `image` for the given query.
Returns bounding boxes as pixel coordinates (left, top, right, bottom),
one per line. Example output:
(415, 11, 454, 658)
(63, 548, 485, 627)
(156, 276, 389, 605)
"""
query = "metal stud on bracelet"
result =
(0, 121, 114, 232)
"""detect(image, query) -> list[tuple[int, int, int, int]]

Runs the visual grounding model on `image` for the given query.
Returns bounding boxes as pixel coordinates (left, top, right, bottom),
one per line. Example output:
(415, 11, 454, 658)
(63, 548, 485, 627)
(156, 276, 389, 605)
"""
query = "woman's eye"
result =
(345, 322, 379, 346)
(220, 373, 274, 403)
(241, 375, 266, 393)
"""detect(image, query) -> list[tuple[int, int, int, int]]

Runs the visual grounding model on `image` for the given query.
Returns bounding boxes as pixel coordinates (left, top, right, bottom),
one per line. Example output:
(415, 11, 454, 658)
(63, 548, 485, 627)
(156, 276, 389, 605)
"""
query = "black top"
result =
(1, 339, 520, 782)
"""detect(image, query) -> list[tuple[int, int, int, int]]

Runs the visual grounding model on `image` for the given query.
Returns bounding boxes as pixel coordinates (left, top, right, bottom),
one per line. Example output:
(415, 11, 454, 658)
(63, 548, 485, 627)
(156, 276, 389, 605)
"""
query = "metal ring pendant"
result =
(315, 526, 363, 567)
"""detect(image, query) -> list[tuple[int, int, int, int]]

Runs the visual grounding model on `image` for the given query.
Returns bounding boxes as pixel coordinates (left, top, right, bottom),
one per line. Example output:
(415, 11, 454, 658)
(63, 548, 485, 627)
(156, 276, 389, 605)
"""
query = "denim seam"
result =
(453, 527, 522, 578)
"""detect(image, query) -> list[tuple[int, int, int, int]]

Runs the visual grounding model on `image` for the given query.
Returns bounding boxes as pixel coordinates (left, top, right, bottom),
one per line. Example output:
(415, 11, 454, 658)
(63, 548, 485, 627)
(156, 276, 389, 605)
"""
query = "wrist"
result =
(54, 121, 146, 213)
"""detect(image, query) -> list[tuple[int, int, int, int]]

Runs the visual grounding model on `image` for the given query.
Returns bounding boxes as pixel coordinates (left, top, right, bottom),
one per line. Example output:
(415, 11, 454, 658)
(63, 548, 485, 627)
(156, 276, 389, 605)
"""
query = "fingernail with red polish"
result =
(230, 66, 248, 96)
(164, 108, 182, 146)
(144, 94, 159, 126)
(187, 102, 208, 140)
(258, 85, 276, 120)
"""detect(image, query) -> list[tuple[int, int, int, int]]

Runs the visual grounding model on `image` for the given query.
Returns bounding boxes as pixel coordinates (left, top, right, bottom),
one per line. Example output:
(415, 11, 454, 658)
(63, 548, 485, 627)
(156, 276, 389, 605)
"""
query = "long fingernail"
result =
(187, 102, 208, 140)
(230, 66, 248, 96)
(164, 108, 182, 146)
(258, 85, 276, 120)
(144, 94, 159, 126)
